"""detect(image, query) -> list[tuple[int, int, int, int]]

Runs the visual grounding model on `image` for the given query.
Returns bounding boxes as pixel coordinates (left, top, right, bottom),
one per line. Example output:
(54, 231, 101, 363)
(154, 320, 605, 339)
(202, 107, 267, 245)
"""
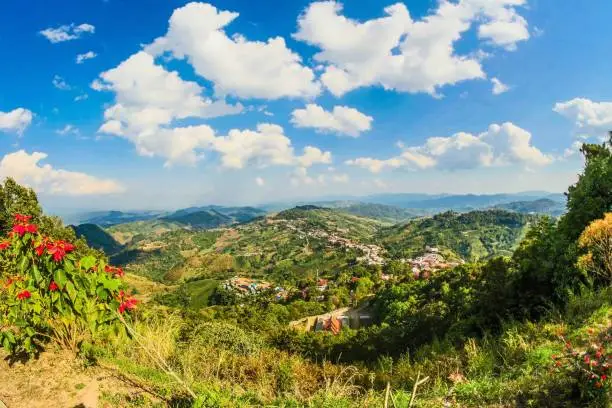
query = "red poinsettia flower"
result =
(602, 375, 607, 381)
(12, 223, 38, 237)
(105, 265, 125, 277)
(16, 290, 31, 300)
(49, 281, 59, 291)
(0, 240, 10, 250)
(12, 224, 27, 236)
(118, 297, 138, 314)
(45, 239, 76, 262)
(14, 214, 32, 223)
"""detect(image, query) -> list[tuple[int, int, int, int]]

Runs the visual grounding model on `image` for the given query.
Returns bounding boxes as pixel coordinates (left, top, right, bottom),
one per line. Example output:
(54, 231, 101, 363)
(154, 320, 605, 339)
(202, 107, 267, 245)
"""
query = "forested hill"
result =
(316, 201, 417, 222)
(71, 223, 123, 255)
(378, 209, 535, 261)
(493, 198, 565, 216)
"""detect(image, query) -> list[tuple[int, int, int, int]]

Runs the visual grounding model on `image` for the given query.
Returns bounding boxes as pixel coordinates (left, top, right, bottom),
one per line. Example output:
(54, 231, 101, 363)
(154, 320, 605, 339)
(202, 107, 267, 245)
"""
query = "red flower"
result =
(35, 238, 48, 256)
(12, 224, 26, 236)
(105, 265, 125, 277)
(0, 240, 9, 250)
(16, 290, 31, 300)
(45, 239, 76, 262)
(585, 355, 591, 364)
(12, 223, 38, 237)
(118, 297, 138, 314)
(49, 281, 59, 291)
(14, 214, 32, 223)
(601, 375, 607, 381)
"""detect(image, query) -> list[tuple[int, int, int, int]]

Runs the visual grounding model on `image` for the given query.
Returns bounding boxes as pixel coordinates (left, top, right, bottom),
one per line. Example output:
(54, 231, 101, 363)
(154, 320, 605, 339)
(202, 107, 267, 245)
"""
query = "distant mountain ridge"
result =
(261, 192, 565, 214)
(77, 206, 266, 229)
(69, 192, 565, 228)
(75, 210, 164, 226)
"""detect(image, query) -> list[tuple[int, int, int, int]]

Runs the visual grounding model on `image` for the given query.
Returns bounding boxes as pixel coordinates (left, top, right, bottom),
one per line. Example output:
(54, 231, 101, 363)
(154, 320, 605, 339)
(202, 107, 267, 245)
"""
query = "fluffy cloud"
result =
(491, 77, 510, 95)
(94, 48, 333, 169)
(146, 2, 320, 99)
(294, 0, 530, 96)
(212, 124, 331, 169)
(94, 51, 242, 165)
(297, 145, 332, 167)
(291, 104, 373, 137)
(0, 150, 124, 195)
(76, 51, 97, 64)
(345, 157, 405, 173)
(347, 122, 551, 172)
(0, 108, 34, 135)
(255, 177, 265, 186)
(554, 98, 612, 138)
(40, 23, 95, 43)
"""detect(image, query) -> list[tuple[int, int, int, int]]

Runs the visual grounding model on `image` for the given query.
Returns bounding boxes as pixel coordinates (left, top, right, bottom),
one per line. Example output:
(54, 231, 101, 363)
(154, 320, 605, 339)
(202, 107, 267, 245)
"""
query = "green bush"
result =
(0, 213, 136, 356)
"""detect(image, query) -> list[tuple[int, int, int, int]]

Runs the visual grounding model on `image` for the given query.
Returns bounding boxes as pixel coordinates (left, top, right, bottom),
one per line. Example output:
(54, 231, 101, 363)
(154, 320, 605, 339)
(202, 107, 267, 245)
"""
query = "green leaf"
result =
(80, 256, 97, 271)
(102, 278, 121, 292)
(32, 264, 42, 284)
(19, 256, 28, 273)
(54, 269, 67, 288)
(96, 286, 109, 300)
(65, 281, 77, 303)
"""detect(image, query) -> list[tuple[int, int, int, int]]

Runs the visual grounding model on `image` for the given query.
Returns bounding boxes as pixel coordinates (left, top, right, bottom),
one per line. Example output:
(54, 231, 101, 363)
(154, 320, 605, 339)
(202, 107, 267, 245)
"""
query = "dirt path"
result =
(0, 350, 153, 408)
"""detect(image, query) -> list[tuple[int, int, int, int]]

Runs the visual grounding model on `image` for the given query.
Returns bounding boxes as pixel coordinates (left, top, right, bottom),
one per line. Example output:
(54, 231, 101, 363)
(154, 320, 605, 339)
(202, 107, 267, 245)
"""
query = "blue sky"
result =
(1, 0, 611, 212)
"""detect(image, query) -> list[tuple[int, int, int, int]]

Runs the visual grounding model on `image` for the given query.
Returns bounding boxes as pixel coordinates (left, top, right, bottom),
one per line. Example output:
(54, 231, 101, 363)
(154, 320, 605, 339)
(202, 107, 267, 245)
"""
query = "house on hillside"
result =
(317, 278, 329, 291)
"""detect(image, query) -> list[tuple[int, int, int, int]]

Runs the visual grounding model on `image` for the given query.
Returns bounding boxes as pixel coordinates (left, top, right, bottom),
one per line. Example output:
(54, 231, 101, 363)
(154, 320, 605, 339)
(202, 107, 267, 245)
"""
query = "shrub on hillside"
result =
(0, 214, 137, 356)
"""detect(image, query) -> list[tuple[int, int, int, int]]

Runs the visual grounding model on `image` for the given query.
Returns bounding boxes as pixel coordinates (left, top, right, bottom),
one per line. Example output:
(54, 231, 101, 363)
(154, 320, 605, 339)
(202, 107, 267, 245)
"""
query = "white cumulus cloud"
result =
(291, 104, 373, 137)
(212, 124, 331, 169)
(347, 122, 552, 172)
(294, 0, 530, 97)
(255, 177, 265, 186)
(94, 51, 243, 166)
(40, 23, 95, 43)
(0, 150, 124, 196)
(146, 2, 320, 100)
(554, 98, 612, 139)
(0, 108, 34, 135)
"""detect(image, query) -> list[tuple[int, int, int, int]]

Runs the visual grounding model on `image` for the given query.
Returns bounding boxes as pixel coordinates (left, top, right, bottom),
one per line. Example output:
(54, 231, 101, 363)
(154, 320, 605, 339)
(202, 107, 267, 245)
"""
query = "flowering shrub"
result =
(552, 329, 611, 398)
(0, 214, 137, 356)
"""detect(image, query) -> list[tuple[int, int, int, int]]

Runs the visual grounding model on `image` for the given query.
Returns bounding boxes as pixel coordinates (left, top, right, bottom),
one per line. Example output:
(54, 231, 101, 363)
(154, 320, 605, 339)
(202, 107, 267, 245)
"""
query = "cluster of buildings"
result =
(400, 247, 461, 278)
(290, 306, 374, 335)
(222, 276, 288, 300)
(267, 218, 386, 266)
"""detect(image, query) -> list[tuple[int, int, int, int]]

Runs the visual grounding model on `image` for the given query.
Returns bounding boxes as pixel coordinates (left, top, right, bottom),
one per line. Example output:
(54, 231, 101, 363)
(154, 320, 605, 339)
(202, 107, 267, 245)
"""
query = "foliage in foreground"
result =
(0, 213, 136, 356)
